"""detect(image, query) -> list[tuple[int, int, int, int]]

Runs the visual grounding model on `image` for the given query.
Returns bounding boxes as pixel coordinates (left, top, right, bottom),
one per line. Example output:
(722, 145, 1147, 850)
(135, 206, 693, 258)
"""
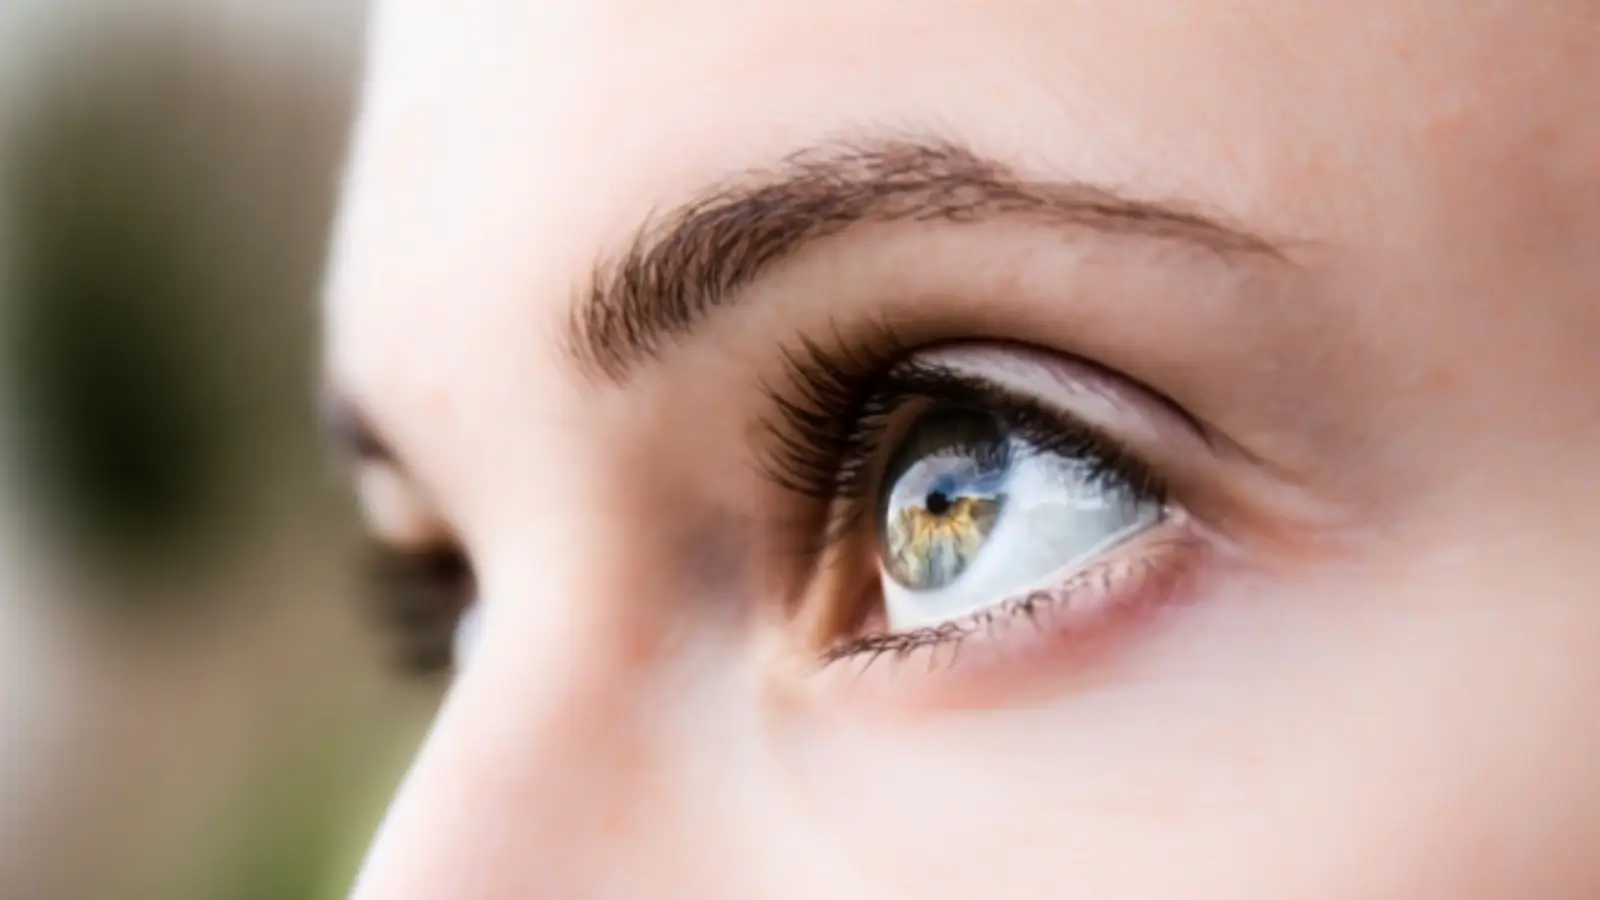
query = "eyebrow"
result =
(566, 138, 1283, 382)
(320, 389, 394, 465)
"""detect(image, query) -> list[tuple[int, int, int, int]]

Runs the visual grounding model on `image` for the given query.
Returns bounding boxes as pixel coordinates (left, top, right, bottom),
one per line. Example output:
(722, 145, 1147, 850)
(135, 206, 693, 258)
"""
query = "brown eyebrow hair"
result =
(320, 388, 394, 465)
(566, 138, 1283, 382)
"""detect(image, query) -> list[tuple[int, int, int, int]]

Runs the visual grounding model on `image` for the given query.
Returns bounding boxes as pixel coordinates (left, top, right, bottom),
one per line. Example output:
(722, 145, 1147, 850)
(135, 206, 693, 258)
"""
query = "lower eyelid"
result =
(808, 523, 1210, 713)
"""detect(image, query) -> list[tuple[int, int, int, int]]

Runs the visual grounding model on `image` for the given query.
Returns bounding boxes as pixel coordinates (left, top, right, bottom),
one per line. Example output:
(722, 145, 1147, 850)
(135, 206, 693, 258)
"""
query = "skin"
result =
(326, 1, 1600, 897)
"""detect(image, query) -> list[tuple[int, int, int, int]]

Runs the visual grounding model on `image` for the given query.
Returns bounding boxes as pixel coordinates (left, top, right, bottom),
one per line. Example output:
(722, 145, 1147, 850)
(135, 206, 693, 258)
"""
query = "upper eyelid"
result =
(919, 343, 1260, 470)
(320, 389, 469, 552)
(925, 344, 1218, 453)
(841, 360, 1160, 497)
(356, 465, 454, 548)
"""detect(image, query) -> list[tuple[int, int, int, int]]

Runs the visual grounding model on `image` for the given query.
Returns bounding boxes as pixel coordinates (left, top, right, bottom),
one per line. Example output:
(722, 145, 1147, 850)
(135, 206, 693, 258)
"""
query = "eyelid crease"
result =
(320, 387, 396, 465)
(920, 344, 1238, 465)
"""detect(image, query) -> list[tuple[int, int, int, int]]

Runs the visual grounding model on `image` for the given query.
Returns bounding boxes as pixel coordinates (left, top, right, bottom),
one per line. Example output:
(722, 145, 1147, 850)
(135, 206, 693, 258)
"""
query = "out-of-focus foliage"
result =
(0, 5, 437, 900)
(4, 20, 348, 594)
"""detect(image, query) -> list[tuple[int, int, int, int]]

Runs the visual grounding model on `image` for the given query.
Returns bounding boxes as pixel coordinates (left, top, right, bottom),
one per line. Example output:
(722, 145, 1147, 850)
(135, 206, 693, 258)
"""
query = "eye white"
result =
(451, 602, 483, 671)
(881, 441, 1160, 630)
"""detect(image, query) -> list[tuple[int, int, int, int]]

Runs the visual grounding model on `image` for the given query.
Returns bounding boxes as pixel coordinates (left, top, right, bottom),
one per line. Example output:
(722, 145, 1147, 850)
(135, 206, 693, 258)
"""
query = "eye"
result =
(877, 404, 1163, 631)
(762, 334, 1205, 674)
(327, 395, 481, 680)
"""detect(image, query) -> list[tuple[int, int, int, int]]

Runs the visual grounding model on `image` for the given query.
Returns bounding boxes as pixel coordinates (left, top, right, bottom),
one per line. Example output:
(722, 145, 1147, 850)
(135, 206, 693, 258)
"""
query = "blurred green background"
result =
(0, 3, 436, 898)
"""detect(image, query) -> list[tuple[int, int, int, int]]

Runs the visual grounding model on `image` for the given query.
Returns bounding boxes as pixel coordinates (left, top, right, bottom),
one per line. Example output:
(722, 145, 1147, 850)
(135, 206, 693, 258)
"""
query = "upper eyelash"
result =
(367, 543, 475, 676)
(760, 323, 910, 500)
(759, 331, 1168, 550)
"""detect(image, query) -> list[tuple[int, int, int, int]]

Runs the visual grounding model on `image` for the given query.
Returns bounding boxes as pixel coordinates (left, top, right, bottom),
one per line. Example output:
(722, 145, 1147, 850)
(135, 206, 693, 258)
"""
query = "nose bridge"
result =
(353, 632, 661, 898)
(349, 538, 660, 893)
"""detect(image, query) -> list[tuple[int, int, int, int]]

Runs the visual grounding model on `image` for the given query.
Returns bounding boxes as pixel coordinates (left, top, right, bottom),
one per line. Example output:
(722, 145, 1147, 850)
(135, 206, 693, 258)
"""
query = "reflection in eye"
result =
(880, 407, 1008, 593)
(878, 403, 1163, 631)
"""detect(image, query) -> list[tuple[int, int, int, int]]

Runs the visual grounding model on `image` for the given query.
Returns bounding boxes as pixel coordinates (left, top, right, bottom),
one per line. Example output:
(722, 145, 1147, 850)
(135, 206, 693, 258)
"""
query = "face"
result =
(325, 2, 1600, 897)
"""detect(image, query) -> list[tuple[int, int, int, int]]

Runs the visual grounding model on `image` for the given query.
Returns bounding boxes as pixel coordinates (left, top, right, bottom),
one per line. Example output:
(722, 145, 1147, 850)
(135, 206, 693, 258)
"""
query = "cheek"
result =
(764, 560, 1600, 898)
(1278, 558, 1600, 897)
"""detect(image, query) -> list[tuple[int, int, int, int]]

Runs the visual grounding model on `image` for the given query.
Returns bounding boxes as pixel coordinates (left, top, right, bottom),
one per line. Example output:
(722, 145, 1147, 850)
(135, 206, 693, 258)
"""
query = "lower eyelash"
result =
(819, 532, 1200, 673)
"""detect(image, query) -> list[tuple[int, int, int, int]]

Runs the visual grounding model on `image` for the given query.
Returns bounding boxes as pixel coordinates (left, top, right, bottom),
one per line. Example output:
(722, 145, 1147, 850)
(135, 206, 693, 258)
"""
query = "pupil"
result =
(877, 405, 1011, 592)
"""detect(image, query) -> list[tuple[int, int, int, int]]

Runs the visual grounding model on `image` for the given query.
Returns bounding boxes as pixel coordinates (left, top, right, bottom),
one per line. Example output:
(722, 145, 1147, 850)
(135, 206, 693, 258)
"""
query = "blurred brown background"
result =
(0, 3, 435, 898)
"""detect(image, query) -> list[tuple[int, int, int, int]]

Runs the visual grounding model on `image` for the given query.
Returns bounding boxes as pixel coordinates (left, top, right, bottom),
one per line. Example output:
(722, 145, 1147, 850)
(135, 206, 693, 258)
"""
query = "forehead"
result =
(323, 0, 1590, 487)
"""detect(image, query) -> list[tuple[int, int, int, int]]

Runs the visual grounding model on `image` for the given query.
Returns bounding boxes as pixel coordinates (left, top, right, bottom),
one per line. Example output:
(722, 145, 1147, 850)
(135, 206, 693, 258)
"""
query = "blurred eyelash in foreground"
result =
(366, 544, 474, 676)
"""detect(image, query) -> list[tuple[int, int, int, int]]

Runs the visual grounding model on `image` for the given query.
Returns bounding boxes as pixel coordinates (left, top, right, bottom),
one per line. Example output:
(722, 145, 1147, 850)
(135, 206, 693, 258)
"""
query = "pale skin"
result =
(325, 1, 1600, 897)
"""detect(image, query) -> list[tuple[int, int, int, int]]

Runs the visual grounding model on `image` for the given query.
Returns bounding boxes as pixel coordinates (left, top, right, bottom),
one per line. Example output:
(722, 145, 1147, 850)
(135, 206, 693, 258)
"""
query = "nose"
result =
(349, 657, 634, 896)
(346, 545, 808, 899)
(347, 546, 680, 897)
